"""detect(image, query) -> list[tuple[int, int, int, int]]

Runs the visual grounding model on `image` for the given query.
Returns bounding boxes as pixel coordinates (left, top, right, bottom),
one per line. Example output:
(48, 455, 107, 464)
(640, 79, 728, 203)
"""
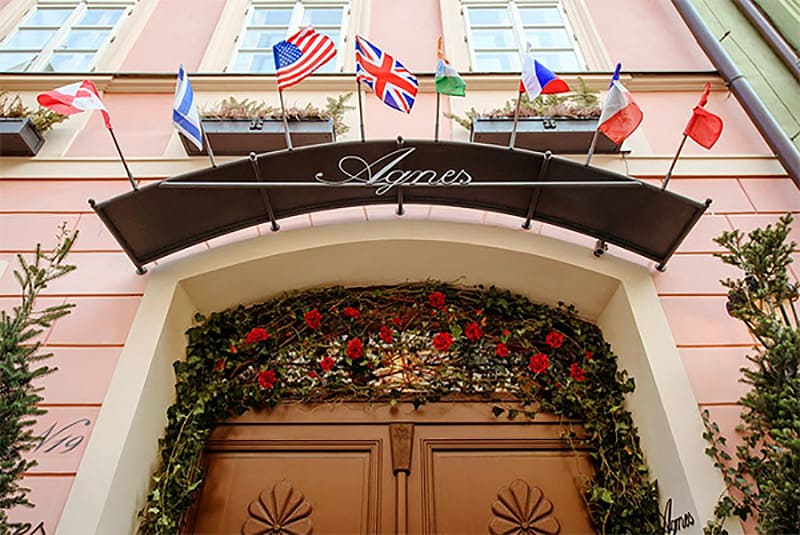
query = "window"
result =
(231, 1, 348, 73)
(463, 1, 584, 72)
(0, 1, 133, 72)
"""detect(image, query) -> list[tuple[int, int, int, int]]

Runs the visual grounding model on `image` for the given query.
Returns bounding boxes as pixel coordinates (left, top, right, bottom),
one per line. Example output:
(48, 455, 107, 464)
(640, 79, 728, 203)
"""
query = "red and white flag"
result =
(598, 64, 643, 145)
(37, 80, 112, 128)
(683, 82, 723, 149)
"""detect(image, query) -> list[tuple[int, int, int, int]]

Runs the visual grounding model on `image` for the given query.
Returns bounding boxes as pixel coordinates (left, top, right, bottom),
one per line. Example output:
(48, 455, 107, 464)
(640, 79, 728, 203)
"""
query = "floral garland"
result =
(139, 283, 660, 534)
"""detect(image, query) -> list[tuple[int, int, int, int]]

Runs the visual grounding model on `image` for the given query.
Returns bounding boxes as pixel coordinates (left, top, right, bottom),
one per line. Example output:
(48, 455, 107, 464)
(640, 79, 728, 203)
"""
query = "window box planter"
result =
(180, 118, 336, 156)
(470, 117, 620, 154)
(0, 117, 45, 156)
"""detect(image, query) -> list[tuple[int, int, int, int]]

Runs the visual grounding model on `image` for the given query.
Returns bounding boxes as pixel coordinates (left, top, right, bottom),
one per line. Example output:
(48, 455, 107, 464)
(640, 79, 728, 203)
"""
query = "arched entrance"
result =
(145, 282, 657, 533)
(55, 221, 728, 535)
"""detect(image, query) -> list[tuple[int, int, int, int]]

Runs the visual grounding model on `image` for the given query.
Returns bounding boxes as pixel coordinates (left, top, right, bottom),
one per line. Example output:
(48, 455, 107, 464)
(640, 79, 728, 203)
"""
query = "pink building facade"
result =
(1, 0, 797, 533)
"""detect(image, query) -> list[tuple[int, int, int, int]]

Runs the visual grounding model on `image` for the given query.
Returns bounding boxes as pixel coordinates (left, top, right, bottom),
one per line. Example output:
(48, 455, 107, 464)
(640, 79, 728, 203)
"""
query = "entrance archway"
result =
(55, 221, 728, 535)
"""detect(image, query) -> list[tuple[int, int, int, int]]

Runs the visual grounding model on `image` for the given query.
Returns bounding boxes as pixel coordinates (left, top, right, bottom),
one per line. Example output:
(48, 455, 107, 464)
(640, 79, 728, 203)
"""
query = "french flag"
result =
(520, 52, 570, 98)
(597, 63, 643, 145)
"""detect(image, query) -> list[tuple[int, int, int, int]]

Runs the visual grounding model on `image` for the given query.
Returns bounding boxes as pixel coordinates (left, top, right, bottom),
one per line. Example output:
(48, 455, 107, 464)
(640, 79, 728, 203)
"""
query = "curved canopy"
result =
(92, 139, 709, 272)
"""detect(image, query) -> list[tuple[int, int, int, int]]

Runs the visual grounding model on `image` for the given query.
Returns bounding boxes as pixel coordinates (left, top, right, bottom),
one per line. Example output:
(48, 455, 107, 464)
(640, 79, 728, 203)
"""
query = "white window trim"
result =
(0, 0, 134, 72)
(228, 0, 350, 74)
(453, 0, 610, 73)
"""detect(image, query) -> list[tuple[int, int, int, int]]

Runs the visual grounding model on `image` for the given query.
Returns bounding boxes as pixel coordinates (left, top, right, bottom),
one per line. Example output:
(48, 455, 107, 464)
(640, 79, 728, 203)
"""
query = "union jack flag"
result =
(355, 35, 418, 113)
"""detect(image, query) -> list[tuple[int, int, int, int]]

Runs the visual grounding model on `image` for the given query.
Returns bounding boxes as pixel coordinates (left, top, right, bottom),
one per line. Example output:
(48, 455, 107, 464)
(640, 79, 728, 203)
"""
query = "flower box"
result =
(180, 118, 336, 156)
(470, 117, 620, 154)
(0, 117, 45, 156)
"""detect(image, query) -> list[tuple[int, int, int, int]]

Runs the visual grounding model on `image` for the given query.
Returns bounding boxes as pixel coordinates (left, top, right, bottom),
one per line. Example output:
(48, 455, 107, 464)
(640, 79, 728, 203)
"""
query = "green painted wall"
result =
(691, 0, 800, 150)
(754, 0, 800, 52)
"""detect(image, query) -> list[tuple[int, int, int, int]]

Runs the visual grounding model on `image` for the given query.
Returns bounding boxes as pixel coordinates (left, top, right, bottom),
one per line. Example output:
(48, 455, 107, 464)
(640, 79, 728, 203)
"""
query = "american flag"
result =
(273, 26, 336, 90)
(355, 35, 418, 113)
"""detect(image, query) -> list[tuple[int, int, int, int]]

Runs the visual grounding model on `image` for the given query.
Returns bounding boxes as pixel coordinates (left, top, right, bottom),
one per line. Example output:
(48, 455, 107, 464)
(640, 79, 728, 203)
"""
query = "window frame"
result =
(462, 0, 587, 73)
(0, 0, 134, 73)
(228, 0, 350, 74)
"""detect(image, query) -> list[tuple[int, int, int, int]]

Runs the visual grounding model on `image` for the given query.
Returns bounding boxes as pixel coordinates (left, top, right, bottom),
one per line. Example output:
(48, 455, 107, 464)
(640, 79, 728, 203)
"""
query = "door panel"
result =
(189, 425, 393, 534)
(188, 404, 594, 534)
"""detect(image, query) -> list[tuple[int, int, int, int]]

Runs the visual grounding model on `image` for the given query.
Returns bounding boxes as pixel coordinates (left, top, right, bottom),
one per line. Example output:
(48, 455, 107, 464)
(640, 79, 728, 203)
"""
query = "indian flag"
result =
(435, 37, 466, 97)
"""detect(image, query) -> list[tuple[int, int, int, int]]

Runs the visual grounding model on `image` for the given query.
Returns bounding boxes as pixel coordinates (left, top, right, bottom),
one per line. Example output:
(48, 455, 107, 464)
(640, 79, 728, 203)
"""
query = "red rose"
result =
(392, 317, 404, 327)
(214, 359, 225, 372)
(304, 309, 322, 330)
(320, 355, 335, 371)
(496, 342, 510, 357)
(245, 327, 270, 345)
(585, 350, 593, 360)
(347, 338, 364, 360)
(528, 353, 550, 374)
(502, 330, 511, 336)
(570, 362, 586, 382)
(465, 321, 484, 342)
(545, 330, 564, 349)
(308, 371, 318, 379)
(343, 307, 360, 319)
(230, 345, 238, 353)
(257, 369, 277, 389)
(379, 325, 393, 344)
(429, 291, 446, 310)
(433, 332, 453, 352)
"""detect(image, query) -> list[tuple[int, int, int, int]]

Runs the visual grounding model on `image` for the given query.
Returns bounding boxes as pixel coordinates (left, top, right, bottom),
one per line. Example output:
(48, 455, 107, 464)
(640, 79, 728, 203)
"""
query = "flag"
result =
(519, 51, 569, 98)
(173, 65, 202, 151)
(355, 35, 418, 113)
(597, 63, 643, 145)
(435, 37, 465, 97)
(683, 82, 723, 149)
(37, 80, 111, 128)
(273, 26, 336, 90)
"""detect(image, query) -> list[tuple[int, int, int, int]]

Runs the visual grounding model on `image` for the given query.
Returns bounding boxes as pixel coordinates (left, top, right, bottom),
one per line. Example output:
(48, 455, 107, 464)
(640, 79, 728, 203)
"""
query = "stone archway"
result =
(55, 221, 728, 535)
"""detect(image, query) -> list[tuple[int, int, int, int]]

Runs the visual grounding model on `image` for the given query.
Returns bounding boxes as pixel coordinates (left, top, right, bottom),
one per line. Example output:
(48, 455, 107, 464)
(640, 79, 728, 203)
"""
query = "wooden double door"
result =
(188, 403, 595, 534)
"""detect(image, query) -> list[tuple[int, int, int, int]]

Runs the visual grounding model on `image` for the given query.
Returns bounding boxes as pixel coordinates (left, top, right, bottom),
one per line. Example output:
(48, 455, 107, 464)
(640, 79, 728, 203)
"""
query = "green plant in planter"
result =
(0, 226, 76, 532)
(446, 78, 601, 131)
(201, 93, 353, 136)
(0, 91, 68, 134)
(139, 283, 661, 534)
(703, 213, 799, 534)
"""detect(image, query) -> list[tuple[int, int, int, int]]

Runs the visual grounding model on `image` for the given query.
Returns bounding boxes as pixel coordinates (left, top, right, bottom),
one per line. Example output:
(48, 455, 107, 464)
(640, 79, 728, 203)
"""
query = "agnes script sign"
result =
(314, 147, 472, 195)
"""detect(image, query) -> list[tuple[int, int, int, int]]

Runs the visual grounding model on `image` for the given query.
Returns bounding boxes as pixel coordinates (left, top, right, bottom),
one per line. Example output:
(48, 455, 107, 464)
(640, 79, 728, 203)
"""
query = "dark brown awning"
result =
(91, 139, 709, 273)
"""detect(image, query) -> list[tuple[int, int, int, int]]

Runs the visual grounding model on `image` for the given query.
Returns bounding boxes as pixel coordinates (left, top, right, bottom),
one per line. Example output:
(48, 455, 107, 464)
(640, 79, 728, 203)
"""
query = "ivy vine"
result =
(139, 283, 661, 533)
(703, 213, 800, 534)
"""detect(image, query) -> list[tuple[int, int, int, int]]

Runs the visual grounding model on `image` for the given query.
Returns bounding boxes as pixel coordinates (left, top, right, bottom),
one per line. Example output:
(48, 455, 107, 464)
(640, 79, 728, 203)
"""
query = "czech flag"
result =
(597, 63, 643, 145)
(519, 51, 569, 99)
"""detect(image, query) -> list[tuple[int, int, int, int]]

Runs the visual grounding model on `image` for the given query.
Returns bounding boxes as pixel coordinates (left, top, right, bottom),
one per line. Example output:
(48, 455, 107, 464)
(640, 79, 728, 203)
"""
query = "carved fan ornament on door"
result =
(139, 283, 662, 534)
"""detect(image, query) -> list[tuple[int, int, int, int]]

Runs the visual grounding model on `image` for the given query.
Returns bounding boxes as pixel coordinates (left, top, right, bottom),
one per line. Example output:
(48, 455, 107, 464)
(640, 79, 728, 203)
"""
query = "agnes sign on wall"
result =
(314, 147, 473, 195)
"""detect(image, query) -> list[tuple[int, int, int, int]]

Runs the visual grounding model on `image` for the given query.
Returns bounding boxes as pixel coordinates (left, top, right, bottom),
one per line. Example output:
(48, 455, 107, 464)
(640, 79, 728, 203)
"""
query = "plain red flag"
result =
(683, 83, 723, 149)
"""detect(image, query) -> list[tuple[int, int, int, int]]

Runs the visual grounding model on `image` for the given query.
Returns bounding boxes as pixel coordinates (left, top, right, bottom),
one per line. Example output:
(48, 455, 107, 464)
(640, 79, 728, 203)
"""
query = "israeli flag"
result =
(173, 65, 202, 151)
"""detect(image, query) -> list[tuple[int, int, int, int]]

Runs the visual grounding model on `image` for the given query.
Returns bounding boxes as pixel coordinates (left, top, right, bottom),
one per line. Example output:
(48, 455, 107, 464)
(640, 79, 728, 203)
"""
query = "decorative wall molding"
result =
(0, 73, 726, 93)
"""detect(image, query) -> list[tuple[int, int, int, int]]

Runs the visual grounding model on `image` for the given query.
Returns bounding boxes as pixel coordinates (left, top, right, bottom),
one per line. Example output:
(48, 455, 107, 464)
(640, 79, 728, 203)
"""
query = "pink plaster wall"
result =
(585, 0, 712, 71)
(66, 94, 174, 157)
(636, 90, 771, 155)
(368, 0, 442, 70)
(120, 0, 227, 72)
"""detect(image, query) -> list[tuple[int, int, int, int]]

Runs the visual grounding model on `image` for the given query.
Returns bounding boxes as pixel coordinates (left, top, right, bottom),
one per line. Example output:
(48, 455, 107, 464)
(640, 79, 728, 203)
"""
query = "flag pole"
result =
(278, 89, 293, 150)
(201, 124, 217, 168)
(661, 133, 688, 190)
(509, 88, 523, 149)
(107, 128, 137, 191)
(434, 92, 441, 142)
(584, 129, 600, 166)
(356, 79, 365, 142)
